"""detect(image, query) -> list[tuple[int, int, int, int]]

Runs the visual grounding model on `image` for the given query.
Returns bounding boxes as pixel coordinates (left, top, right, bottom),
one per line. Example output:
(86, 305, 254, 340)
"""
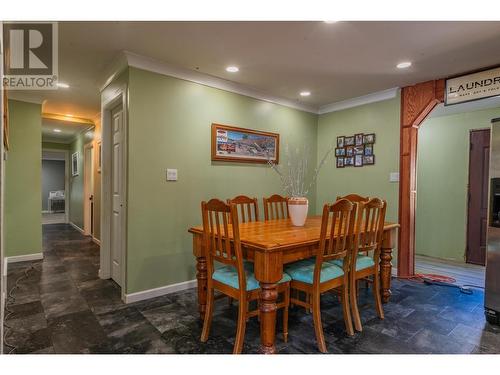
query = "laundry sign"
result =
(445, 66, 500, 105)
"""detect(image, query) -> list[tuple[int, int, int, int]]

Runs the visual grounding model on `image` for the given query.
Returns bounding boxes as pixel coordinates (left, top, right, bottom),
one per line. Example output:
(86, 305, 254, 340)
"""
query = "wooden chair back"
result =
(201, 199, 246, 290)
(263, 194, 289, 220)
(355, 198, 387, 256)
(337, 194, 370, 203)
(227, 195, 260, 223)
(315, 199, 356, 282)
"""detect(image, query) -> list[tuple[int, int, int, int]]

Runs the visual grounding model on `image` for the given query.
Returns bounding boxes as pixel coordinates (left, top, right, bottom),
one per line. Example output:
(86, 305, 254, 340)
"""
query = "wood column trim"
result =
(398, 79, 445, 277)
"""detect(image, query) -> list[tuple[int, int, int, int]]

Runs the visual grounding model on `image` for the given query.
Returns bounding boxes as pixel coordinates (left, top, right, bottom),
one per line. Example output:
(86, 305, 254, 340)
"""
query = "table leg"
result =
(380, 230, 395, 303)
(259, 282, 278, 354)
(196, 256, 208, 320)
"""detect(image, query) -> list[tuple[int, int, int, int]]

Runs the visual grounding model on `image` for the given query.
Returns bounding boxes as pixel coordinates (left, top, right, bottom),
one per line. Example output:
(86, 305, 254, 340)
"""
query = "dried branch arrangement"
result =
(257, 142, 335, 197)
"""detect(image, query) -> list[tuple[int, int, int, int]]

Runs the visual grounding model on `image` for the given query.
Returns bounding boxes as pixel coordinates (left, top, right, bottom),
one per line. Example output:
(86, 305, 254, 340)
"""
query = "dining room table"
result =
(188, 215, 399, 354)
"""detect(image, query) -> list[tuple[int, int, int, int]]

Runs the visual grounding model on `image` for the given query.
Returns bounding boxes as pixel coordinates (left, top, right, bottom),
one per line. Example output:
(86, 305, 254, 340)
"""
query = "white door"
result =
(111, 105, 124, 286)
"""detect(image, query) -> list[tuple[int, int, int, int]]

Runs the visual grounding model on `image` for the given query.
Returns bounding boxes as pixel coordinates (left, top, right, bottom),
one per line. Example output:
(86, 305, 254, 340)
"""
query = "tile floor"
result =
(3, 224, 500, 354)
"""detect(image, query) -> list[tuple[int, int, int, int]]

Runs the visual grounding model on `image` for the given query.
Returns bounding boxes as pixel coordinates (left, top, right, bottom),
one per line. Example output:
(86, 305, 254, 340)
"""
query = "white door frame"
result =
(100, 83, 128, 300)
(42, 148, 70, 223)
(83, 142, 94, 235)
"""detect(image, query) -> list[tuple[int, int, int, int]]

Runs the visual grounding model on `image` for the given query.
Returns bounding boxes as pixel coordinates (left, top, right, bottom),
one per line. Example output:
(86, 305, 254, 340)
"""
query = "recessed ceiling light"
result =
(57, 82, 69, 88)
(226, 66, 239, 73)
(397, 61, 412, 69)
(53, 129, 62, 133)
(323, 21, 338, 24)
(300, 91, 311, 97)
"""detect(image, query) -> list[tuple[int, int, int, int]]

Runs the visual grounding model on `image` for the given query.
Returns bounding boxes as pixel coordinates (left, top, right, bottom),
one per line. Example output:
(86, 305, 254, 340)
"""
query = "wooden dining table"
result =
(188, 216, 399, 354)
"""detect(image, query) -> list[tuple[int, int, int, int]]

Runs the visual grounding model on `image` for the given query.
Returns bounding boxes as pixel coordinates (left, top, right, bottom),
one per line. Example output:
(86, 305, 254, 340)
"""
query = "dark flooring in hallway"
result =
(3, 224, 500, 354)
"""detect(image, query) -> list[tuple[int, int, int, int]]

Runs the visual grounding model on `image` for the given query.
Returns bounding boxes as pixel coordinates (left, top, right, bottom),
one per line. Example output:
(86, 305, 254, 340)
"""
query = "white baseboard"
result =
(124, 279, 197, 304)
(41, 210, 50, 214)
(6, 252, 44, 266)
(69, 222, 85, 234)
(92, 237, 101, 246)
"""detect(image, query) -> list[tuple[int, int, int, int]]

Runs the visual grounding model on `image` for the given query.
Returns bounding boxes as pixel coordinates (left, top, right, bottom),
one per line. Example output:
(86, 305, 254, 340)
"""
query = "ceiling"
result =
(8, 21, 500, 118)
(42, 117, 94, 143)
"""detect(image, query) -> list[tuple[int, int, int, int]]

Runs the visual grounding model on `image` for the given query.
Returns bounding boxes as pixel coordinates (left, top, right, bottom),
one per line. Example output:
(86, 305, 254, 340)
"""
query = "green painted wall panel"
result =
(416, 107, 500, 261)
(316, 96, 401, 222)
(69, 128, 94, 230)
(126, 67, 318, 293)
(42, 141, 70, 150)
(5, 100, 42, 257)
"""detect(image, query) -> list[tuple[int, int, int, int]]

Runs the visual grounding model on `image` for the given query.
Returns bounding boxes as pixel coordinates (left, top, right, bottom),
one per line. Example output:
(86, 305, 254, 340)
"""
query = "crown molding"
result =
(101, 51, 401, 116)
(118, 51, 318, 114)
(42, 112, 94, 125)
(318, 88, 400, 114)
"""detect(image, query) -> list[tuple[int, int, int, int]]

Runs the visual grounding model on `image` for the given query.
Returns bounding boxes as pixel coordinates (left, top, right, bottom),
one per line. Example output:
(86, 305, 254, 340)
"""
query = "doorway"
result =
(41, 149, 69, 225)
(466, 129, 490, 266)
(83, 142, 95, 236)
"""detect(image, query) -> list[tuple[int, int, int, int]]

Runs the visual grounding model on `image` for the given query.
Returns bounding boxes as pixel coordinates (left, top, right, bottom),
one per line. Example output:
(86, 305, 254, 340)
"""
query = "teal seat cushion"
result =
(213, 264, 291, 291)
(332, 255, 375, 271)
(284, 259, 344, 284)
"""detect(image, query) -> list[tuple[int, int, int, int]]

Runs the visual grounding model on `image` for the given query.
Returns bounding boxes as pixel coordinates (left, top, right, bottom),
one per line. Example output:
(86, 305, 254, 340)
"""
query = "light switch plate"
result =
(166, 168, 178, 181)
(389, 172, 399, 182)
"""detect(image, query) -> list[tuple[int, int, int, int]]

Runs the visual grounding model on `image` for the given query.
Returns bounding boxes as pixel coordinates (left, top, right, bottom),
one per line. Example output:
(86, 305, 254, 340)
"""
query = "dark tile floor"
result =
(3, 224, 500, 354)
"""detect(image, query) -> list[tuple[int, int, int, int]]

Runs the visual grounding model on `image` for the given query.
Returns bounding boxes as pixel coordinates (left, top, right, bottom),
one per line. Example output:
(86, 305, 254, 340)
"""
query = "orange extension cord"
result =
(396, 273, 457, 283)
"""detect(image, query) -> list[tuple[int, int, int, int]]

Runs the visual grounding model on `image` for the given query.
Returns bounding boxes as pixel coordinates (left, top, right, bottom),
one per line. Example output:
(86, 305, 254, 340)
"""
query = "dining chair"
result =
(337, 193, 370, 203)
(332, 198, 387, 332)
(263, 194, 289, 220)
(227, 195, 260, 222)
(285, 199, 356, 353)
(200, 198, 291, 354)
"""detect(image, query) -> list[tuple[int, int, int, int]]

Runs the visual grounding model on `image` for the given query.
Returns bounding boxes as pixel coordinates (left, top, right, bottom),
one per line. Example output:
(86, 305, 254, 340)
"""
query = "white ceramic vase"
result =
(288, 197, 309, 226)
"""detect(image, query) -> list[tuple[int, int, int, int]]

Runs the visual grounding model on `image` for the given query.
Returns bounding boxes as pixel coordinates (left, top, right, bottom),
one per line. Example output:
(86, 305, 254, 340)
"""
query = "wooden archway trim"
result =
(398, 79, 445, 277)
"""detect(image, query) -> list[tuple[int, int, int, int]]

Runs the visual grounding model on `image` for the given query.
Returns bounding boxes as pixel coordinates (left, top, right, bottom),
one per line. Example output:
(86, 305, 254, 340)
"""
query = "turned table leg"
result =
(196, 256, 208, 320)
(259, 282, 278, 354)
(380, 228, 396, 303)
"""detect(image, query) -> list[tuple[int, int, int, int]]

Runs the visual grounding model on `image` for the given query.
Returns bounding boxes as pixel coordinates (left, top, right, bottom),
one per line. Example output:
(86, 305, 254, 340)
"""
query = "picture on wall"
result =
(363, 155, 375, 165)
(344, 136, 355, 146)
(334, 132, 376, 168)
(335, 148, 346, 157)
(211, 123, 280, 164)
(364, 144, 373, 156)
(72, 152, 79, 176)
(363, 133, 376, 144)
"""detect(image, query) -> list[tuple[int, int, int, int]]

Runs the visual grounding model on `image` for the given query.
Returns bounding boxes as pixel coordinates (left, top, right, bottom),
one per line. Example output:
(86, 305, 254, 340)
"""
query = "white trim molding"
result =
(124, 279, 197, 304)
(6, 252, 44, 265)
(101, 51, 401, 116)
(319, 87, 400, 114)
(110, 51, 318, 114)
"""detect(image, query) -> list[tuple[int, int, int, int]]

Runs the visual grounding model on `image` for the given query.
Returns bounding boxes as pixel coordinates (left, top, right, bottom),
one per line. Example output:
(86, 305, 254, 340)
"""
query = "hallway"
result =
(3, 224, 500, 354)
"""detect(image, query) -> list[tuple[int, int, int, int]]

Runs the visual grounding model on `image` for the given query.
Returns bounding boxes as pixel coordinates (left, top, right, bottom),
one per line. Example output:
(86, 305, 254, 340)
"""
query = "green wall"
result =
(316, 96, 401, 222)
(42, 141, 70, 150)
(126, 67, 318, 293)
(416, 107, 500, 261)
(5, 100, 42, 257)
(69, 128, 95, 230)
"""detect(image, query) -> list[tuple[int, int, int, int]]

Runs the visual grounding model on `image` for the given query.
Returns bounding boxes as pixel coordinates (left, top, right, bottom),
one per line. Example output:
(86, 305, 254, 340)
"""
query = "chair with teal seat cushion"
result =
(214, 264, 291, 291)
(285, 259, 344, 285)
(331, 254, 375, 271)
(348, 198, 387, 333)
(287, 199, 357, 353)
(200, 198, 291, 354)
